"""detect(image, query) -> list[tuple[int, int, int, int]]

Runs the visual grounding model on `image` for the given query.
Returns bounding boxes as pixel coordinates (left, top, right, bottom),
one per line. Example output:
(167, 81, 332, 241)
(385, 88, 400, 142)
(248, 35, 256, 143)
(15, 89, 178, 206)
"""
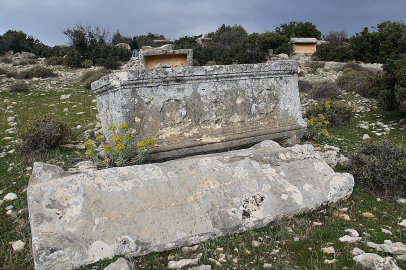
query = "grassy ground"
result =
(0, 62, 405, 269)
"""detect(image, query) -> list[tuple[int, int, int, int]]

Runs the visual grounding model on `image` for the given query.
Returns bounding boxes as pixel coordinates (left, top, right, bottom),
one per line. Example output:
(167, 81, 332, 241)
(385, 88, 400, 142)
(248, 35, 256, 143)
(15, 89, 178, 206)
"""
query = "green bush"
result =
(101, 57, 121, 70)
(16, 59, 37, 66)
(341, 62, 364, 71)
(305, 100, 354, 127)
(6, 71, 16, 78)
(46, 56, 63, 65)
(9, 81, 30, 93)
(81, 59, 93, 68)
(80, 69, 110, 89)
(300, 80, 341, 100)
(15, 65, 57, 79)
(337, 69, 383, 97)
(347, 140, 406, 198)
(0, 57, 13, 63)
(18, 114, 70, 153)
(0, 67, 7, 75)
(383, 54, 406, 112)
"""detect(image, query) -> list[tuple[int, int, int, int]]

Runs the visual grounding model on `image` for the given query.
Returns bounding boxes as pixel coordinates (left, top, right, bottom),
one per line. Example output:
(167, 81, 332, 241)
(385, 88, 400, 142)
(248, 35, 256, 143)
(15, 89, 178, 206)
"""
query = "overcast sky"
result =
(0, 0, 405, 46)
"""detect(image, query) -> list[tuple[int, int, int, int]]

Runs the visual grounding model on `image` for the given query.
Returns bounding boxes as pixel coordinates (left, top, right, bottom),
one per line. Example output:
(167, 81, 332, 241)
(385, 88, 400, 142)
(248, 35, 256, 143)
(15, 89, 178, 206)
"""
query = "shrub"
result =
(303, 112, 329, 142)
(341, 62, 364, 71)
(305, 100, 354, 127)
(0, 57, 13, 63)
(16, 59, 37, 66)
(18, 114, 70, 153)
(81, 59, 93, 68)
(301, 80, 341, 100)
(84, 123, 156, 167)
(9, 81, 30, 93)
(100, 57, 121, 70)
(0, 67, 7, 75)
(46, 56, 63, 65)
(15, 65, 57, 79)
(347, 140, 406, 198)
(337, 69, 382, 97)
(305, 61, 325, 74)
(80, 69, 110, 89)
(6, 71, 16, 78)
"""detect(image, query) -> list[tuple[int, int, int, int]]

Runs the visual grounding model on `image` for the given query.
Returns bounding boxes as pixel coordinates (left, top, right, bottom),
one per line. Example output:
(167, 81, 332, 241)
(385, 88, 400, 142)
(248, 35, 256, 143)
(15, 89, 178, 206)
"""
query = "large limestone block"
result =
(28, 141, 354, 270)
(91, 61, 306, 161)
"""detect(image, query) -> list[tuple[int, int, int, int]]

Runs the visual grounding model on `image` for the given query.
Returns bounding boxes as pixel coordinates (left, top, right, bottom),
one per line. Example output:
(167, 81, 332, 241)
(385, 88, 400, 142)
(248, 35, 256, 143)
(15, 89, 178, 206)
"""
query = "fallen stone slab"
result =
(28, 141, 354, 270)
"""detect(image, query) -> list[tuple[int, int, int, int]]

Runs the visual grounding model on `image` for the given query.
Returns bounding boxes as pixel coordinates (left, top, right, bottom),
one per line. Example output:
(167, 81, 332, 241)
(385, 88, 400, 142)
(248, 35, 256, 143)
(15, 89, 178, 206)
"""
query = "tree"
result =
(207, 24, 248, 45)
(275, 21, 322, 39)
(112, 29, 131, 45)
(0, 30, 39, 55)
(325, 30, 347, 46)
(136, 33, 166, 47)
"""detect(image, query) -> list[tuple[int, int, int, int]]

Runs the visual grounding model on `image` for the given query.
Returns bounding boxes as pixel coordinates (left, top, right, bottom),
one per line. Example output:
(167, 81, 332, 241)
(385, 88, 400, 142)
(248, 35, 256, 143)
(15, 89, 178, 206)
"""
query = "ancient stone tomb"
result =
(91, 60, 306, 160)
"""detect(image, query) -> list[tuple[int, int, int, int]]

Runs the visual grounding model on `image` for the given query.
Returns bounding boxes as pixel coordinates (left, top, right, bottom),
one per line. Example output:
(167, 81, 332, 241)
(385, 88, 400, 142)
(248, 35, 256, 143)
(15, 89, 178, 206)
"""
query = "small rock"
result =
(3, 192, 17, 201)
(313, 222, 322, 226)
(168, 258, 199, 269)
(351, 247, 365, 256)
(182, 245, 199, 254)
(104, 258, 132, 270)
(324, 259, 337, 264)
(60, 94, 71, 100)
(321, 246, 335, 254)
(397, 198, 406, 204)
(340, 207, 348, 212)
(187, 265, 211, 270)
(398, 219, 406, 227)
(232, 258, 238, 264)
(339, 235, 362, 243)
(263, 263, 272, 269)
(362, 212, 375, 218)
(11, 240, 25, 252)
(208, 258, 221, 267)
(345, 229, 360, 237)
(340, 213, 351, 221)
(353, 253, 400, 270)
(381, 228, 392, 235)
(252, 240, 260, 247)
(362, 134, 370, 140)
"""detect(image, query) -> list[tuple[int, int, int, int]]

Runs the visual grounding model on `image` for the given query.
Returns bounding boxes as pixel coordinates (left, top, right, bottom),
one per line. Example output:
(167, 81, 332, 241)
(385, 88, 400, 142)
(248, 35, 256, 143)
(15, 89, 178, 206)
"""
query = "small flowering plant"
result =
(304, 104, 330, 142)
(84, 123, 155, 167)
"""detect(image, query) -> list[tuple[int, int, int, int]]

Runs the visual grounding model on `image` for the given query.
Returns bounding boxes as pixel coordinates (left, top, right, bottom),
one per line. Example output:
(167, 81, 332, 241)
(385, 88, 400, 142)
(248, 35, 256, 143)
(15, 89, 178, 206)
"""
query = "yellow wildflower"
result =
(85, 149, 93, 158)
(103, 144, 111, 152)
(137, 140, 146, 149)
(316, 122, 323, 128)
(146, 138, 156, 146)
(115, 142, 125, 151)
(119, 123, 128, 132)
(324, 120, 330, 125)
(84, 140, 93, 148)
(108, 124, 116, 131)
(307, 119, 314, 127)
(95, 135, 103, 142)
(318, 114, 325, 121)
(113, 135, 123, 144)
(124, 132, 131, 141)
(322, 129, 328, 135)
(325, 101, 331, 109)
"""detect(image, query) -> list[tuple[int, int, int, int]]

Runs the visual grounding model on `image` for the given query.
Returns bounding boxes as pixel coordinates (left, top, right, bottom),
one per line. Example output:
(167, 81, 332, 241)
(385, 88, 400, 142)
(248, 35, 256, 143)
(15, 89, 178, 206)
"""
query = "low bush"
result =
(300, 80, 341, 100)
(80, 69, 110, 89)
(17, 114, 70, 153)
(0, 57, 13, 63)
(305, 100, 354, 127)
(101, 57, 121, 70)
(6, 71, 16, 78)
(305, 61, 325, 74)
(341, 62, 364, 71)
(347, 140, 406, 198)
(337, 69, 383, 97)
(46, 56, 63, 65)
(15, 59, 37, 66)
(9, 81, 30, 93)
(0, 67, 7, 75)
(15, 65, 57, 79)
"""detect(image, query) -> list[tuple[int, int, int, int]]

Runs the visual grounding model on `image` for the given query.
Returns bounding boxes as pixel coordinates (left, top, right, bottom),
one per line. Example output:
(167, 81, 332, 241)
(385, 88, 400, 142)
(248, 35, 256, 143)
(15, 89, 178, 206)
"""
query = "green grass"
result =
(0, 63, 405, 269)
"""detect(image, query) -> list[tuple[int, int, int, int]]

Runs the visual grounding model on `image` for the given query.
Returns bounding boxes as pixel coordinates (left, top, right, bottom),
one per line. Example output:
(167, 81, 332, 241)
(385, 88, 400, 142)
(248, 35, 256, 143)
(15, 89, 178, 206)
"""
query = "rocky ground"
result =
(0, 59, 405, 269)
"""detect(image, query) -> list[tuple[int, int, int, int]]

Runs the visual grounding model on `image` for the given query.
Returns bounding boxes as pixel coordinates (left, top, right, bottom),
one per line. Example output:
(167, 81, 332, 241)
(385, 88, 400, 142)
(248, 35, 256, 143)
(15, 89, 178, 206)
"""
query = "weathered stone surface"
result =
(353, 253, 400, 270)
(91, 61, 306, 161)
(104, 257, 132, 270)
(28, 141, 353, 270)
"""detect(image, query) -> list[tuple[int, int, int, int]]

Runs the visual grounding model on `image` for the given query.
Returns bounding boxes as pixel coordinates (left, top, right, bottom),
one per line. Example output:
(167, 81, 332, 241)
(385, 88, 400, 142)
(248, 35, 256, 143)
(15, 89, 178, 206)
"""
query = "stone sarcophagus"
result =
(91, 61, 306, 160)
